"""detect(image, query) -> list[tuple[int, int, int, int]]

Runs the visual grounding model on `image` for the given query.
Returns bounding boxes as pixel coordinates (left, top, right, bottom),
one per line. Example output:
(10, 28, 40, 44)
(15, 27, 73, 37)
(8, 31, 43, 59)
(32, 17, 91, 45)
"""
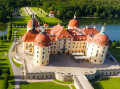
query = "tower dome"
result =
(27, 14, 38, 32)
(92, 26, 109, 46)
(34, 33, 51, 47)
(68, 15, 79, 29)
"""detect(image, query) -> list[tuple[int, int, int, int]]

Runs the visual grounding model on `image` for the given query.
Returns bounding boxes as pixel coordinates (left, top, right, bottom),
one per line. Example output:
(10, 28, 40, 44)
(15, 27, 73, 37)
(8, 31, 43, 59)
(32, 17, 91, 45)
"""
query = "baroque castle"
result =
(22, 15, 109, 66)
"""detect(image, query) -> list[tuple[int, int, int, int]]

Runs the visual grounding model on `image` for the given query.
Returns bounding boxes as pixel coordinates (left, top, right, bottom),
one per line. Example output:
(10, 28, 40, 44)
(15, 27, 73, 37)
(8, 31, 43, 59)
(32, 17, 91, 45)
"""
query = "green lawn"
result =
(36, 13, 46, 17)
(54, 79, 73, 84)
(20, 7, 27, 16)
(40, 17, 62, 24)
(12, 16, 31, 23)
(109, 46, 120, 63)
(12, 58, 21, 67)
(20, 82, 70, 89)
(0, 38, 15, 89)
(0, 52, 4, 59)
(31, 7, 39, 12)
(0, 27, 27, 89)
(71, 85, 76, 89)
(15, 28, 27, 38)
(92, 77, 120, 89)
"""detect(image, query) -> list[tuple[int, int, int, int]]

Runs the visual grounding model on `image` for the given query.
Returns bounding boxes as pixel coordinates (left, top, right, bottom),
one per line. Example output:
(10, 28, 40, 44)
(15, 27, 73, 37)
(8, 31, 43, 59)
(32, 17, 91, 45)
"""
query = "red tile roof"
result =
(49, 11, 54, 14)
(34, 33, 51, 47)
(22, 30, 39, 42)
(92, 33, 109, 46)
(27, 19, 38, 28)
(68, 19, 79, 28)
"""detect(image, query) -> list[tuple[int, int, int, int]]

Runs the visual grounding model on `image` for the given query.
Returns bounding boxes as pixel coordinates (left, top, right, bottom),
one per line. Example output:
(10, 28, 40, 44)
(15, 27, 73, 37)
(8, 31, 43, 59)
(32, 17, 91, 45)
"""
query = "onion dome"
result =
(34, 32, 51, 47)
(92, 26, 109, 46)
(27, 14, 38, 29)
(68, 15, 79, 28)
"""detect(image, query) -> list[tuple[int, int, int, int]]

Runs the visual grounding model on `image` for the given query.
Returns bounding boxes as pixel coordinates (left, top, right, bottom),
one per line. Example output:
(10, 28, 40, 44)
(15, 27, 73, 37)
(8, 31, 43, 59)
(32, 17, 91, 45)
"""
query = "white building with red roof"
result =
(22, 17, 109, 66)
(49, 11, 54, 17)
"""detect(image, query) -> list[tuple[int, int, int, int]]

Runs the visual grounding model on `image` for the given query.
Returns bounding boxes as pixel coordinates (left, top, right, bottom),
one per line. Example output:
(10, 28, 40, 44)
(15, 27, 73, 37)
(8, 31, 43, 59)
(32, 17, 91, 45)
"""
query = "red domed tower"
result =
(27, 14, 38, 32)
(33, 30, 51, 66)
(86, 26, 109, 64)
(68, 15, 79, 29)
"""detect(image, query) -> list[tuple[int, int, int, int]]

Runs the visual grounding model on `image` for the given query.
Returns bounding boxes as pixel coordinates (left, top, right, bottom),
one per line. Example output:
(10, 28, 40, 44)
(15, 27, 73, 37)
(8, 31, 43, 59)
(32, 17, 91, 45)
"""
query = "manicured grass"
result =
(0, 55, 15, 89)
(109, 46, 120, 63)
(54, 79, 73, 84)
(36, 13, 46, 17)
(12, 16, 31, 23)
(40, 17, 62, 24)
(0, 80, 2, 89)
(15, 28, 27, 38)
(31, 7, 39, 12)
(20, 7, 26, 16)
(0, 27, 26, 89)
(20, 82, 70, 89)
(71, 85, 76, 89)
(92, 77, 120, 89)
(12, 58, 21, 67)
(0, 52, 4, 59)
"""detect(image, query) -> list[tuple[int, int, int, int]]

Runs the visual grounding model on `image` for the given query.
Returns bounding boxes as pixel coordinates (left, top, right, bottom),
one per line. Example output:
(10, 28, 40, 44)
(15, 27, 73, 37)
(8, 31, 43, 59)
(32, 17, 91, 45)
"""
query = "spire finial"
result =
(32, 14, 34, 19)
(101, 26, 105, 33)
(74, 14, 76, 19)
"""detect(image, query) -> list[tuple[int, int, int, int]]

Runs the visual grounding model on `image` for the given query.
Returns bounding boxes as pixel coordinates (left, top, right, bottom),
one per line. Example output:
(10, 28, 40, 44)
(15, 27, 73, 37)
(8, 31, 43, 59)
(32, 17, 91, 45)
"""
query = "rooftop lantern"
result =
(86, 26, 88, 29)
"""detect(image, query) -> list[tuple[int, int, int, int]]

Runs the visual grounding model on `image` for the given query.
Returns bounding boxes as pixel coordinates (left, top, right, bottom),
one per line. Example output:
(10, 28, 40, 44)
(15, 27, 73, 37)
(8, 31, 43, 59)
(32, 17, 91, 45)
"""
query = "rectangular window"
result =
(37, 51, 39, 53)
(42, 56, 44, 59)
(37, 55, 39, 58)
(96, 54, 98, 57)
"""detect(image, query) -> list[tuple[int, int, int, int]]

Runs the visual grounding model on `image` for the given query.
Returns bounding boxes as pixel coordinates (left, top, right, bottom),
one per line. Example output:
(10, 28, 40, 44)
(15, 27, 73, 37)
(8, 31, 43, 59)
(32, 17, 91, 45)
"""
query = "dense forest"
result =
(1, 0, 120, 22)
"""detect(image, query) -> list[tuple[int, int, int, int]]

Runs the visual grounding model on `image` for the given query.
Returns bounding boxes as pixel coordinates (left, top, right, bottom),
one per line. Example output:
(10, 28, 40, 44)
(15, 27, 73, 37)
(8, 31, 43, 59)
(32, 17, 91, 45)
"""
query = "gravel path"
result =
(23, 7, 29, 16)
(8, 31, 23, 89)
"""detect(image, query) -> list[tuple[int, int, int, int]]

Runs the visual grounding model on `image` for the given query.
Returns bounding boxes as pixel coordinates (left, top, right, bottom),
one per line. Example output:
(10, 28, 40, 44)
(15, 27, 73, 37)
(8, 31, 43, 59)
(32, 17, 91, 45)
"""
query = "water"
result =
(0, 24, 9, 36)
(62, 18, 120, 41)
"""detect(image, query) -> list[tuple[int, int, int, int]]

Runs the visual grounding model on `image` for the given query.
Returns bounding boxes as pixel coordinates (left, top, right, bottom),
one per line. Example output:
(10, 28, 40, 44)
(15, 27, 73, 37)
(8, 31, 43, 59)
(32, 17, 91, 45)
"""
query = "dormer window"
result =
(38, 42, 40, 45)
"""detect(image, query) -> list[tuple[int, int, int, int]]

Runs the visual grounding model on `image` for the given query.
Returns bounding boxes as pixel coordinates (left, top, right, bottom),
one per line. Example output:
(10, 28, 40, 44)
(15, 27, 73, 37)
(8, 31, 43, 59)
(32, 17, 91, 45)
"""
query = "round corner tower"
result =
(33, 32, 51, 66)
(87, 26, 109, 64)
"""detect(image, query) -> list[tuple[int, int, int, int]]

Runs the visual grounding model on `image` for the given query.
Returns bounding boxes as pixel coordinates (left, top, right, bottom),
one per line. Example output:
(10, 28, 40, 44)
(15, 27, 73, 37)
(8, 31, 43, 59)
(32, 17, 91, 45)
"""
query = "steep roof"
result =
(22, 30, 39, 42)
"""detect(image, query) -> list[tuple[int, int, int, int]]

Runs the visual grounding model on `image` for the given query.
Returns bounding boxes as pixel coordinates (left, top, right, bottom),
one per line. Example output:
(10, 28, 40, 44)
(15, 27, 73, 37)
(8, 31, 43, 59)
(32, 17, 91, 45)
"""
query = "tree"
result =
(117, 40, 120, 46)
(10, 22, 12, 30)
(0, 36, 3, 40)
(111, 41, 117, 48)
(4, 73, 9, 89)
(115, 14, 118, 18)
(94, 12, 98, 18)
(65, 11, 73, 18)
(4, 35, 7, 40)
(109, 14, 113, 18)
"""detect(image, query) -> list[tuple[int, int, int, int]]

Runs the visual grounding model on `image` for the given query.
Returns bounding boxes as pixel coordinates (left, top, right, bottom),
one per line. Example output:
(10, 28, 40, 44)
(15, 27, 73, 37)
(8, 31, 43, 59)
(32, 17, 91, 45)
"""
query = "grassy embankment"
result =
(109, 46, 120, 63)
(92, 77, 120, 89)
